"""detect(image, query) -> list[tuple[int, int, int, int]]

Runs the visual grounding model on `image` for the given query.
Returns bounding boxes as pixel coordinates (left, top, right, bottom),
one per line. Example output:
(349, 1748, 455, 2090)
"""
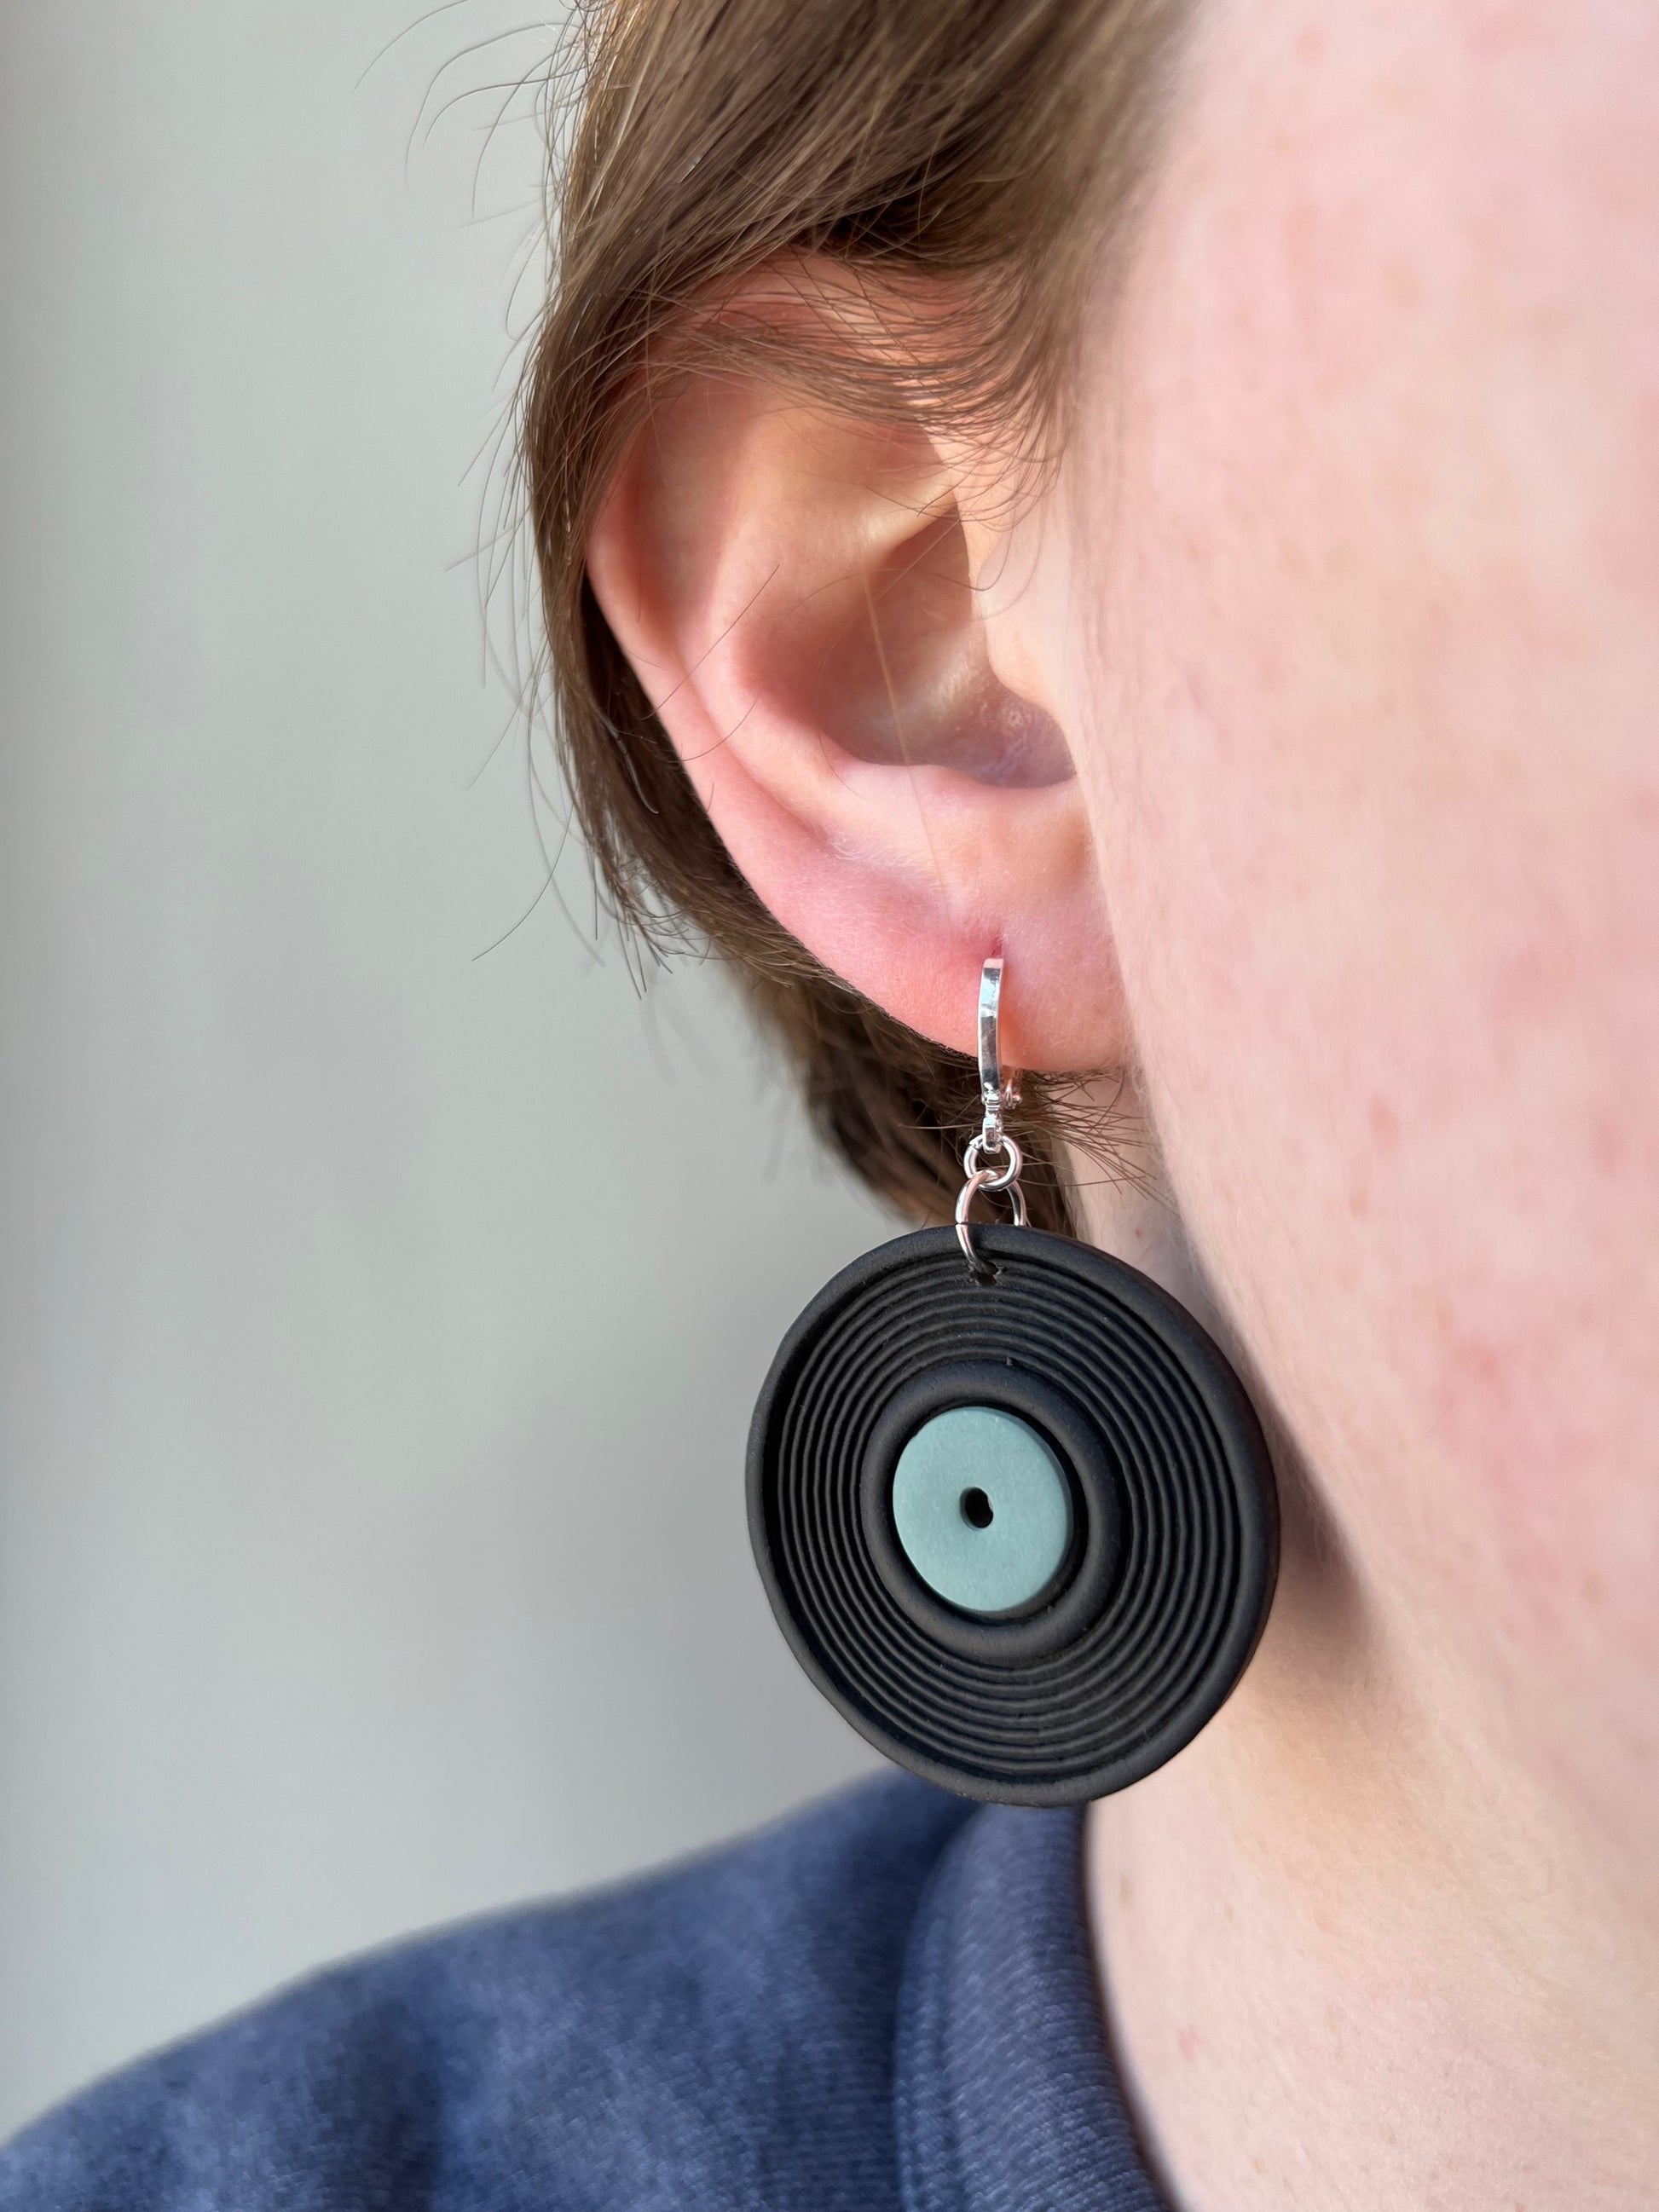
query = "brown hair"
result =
(523, 0, 1183, 1229)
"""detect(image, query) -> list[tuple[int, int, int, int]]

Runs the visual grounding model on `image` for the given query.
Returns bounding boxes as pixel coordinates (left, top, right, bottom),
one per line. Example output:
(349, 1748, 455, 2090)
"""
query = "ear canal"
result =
(775, 503, 1073, 791)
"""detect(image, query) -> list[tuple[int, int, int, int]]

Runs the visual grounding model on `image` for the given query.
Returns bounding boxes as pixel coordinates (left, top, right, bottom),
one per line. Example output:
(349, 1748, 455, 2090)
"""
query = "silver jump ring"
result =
(955, 1164, 1029, 1273)
(962, 1131, 1023, 1192)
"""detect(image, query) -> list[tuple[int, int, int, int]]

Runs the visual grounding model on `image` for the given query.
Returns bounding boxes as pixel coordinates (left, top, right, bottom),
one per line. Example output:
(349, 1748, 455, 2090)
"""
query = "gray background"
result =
(0, 1, 883, 2132)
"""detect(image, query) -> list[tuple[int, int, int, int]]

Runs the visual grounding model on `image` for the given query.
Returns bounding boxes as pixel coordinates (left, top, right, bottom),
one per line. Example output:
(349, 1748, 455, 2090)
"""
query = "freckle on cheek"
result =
(1381, 257, 1424, 310)
(1367, 1097, 1402, 1152)
(1589, 1111, 1627, 1177)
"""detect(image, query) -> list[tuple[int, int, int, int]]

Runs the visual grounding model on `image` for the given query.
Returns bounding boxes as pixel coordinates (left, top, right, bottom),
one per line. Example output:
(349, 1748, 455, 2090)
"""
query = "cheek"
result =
(1070, 0, 1659, 1773)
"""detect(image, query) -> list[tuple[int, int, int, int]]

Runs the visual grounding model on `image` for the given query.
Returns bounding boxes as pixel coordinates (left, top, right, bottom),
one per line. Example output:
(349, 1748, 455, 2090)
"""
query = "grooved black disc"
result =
(747, 1224, 1278, 1805)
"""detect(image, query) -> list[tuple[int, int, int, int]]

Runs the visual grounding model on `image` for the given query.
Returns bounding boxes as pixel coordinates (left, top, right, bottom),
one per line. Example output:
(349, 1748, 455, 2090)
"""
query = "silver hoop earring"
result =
(748, 958, 1279, 1805)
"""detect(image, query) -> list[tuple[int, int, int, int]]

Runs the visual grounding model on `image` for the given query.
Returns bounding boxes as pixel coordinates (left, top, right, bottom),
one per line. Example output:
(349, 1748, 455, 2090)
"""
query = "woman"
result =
(5, 0, 1656, 2205)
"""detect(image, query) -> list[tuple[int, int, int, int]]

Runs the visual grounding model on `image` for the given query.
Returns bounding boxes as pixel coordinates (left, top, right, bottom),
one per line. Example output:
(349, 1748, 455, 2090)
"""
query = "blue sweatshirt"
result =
(0, 1774, 1167, 2210)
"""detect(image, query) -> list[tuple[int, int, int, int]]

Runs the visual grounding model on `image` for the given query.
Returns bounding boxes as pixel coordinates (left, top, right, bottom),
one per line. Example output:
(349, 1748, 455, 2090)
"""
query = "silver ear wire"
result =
(978, 956, 1010, 1117)
(957, 957, 1027, 1275)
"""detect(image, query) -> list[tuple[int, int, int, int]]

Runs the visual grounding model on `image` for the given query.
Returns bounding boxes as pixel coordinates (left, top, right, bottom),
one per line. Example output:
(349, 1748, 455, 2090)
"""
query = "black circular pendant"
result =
(747, 1222, 1279, 1805)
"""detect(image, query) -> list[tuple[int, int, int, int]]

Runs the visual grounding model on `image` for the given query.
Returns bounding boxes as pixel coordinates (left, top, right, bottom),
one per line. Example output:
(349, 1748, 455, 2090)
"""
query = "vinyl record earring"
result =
(748, 958, 1279, 1805)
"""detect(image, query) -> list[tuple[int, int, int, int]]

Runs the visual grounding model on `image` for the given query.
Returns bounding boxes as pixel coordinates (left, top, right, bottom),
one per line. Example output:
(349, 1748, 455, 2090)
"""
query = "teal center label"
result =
(890, 1406, 1072, 1615)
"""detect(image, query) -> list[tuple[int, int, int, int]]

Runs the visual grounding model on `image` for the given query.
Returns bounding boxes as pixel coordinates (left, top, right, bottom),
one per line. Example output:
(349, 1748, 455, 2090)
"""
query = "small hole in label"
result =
(960, 1487, 994, 1530)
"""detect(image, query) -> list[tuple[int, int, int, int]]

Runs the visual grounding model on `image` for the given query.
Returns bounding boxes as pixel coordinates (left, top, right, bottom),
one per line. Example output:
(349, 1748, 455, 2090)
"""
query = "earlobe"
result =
(584, 276, 1126, 1071)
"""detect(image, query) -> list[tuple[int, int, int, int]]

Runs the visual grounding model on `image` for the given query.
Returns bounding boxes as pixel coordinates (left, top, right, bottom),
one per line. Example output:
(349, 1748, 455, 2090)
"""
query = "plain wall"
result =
(0, 0, 885, 2133)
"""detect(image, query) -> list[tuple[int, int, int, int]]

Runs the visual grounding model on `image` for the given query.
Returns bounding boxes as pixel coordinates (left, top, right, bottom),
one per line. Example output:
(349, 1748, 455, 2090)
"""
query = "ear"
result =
(584, 268, 1126, 1068)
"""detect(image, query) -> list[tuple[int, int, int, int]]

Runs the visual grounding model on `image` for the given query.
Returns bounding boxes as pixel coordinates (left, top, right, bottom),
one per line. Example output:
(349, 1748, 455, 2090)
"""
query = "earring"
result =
(748, 958, 1278, 1805)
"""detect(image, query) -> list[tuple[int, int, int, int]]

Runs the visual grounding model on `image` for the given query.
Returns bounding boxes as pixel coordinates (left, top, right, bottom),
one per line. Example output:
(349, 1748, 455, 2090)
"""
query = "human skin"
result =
(1071, 4, 1659, 2204)
(586, 0, 1659, 2202)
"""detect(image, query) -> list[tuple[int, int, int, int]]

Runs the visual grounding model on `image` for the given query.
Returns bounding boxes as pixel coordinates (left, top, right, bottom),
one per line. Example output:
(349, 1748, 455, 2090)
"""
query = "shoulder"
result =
(0, 1774, 973, 2212)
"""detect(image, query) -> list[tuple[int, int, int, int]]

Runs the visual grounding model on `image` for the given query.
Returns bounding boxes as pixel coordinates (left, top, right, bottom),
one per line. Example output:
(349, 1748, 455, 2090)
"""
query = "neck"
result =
(1072, 1167, 1659, 2212)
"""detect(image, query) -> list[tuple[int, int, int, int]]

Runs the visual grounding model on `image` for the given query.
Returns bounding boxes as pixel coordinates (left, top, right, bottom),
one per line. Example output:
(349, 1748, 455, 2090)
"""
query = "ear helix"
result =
(747, 958, 1279, 1805)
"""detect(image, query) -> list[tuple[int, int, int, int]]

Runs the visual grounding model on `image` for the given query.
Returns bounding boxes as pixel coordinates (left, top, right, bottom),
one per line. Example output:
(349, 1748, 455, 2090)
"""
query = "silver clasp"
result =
(957, 956, 1028, 1276)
